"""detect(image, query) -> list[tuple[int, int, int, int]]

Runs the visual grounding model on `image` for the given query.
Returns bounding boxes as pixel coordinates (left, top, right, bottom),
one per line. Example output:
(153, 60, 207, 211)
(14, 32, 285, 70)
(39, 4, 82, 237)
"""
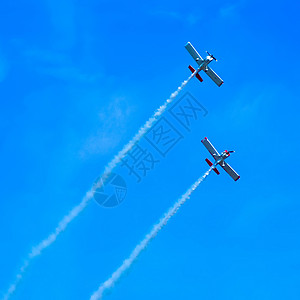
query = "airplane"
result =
(185, 42, 224, 87)
(201, 137, 240, 181)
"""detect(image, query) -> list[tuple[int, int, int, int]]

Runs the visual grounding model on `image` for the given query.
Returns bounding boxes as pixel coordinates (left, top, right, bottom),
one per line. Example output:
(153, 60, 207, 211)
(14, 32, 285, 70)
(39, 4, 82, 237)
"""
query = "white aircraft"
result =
(185, 42, 224, 87)
(201, 137, 240, 181)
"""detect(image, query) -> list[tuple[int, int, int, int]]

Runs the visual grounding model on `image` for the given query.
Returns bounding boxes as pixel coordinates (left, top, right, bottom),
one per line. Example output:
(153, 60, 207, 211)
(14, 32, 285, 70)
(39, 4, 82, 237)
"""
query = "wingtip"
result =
(235, 175, 240, 182)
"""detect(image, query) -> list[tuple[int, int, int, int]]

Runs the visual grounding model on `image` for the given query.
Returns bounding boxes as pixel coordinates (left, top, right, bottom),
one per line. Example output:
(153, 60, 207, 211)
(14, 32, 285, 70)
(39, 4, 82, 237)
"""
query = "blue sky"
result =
(0, 0, 300, 299)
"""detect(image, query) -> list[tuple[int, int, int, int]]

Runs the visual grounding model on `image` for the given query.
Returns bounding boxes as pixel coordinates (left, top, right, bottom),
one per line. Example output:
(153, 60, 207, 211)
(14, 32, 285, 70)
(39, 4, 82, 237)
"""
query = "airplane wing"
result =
(204, 67, 224, 87)
(185, 42, 203, 65)
(220, 162, 240, 181)
(201, 137, 220, 159)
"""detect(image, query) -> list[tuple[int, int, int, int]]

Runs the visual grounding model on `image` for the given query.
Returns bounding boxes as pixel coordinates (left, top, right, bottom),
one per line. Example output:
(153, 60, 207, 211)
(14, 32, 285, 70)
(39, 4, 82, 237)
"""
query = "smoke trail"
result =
(2, 69, 200, 300)
(90, 166, 214, 300)
(2, 190, 93, 300)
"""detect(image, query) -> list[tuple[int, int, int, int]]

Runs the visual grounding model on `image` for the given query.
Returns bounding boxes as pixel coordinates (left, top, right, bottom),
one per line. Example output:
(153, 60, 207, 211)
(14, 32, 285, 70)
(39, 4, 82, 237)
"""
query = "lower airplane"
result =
(201, 137, 240, 181)
(185, 42, 224, 87)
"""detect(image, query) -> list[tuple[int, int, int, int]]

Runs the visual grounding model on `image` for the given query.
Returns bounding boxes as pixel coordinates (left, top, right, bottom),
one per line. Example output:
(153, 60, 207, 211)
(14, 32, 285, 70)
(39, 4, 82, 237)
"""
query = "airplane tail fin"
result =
(205, 158, 220, 175)
(188, 65, 203, 82)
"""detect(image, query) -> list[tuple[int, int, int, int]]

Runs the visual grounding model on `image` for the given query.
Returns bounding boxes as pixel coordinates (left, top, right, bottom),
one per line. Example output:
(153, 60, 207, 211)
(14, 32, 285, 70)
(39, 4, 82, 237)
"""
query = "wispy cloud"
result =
(0, 49, 8, 82)
(220, 4, 238, 18)
(21, 45, 101, 83)
(38, 65, 100, 83)
(219, 0, 246, 20)
(227, 84, 277, 129)
(44, 0, 76, 49)
(80, 97, 134, 157)
(149, 10, 201, 26)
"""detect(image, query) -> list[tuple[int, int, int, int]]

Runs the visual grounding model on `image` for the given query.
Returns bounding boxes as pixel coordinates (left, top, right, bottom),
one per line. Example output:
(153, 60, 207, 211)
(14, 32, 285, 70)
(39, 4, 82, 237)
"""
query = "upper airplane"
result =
(201, 137, 240, 181)
(185, 42, 224, 87)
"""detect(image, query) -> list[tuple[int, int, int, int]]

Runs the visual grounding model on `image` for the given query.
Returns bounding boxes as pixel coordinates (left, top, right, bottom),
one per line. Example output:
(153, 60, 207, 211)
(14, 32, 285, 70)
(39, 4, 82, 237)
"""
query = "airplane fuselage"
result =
(215, 151, 231, 166)
(198, 56, 214, 71)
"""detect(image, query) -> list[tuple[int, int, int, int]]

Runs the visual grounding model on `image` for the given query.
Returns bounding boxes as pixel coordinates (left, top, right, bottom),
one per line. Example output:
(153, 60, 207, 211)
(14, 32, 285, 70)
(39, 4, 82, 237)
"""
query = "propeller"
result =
(206, 51, 217, 61)
(228, 150, 235, 153)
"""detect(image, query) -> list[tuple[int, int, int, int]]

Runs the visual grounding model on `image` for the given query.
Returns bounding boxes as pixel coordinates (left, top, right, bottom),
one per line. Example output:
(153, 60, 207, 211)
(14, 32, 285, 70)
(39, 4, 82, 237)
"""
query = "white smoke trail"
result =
(90, 166, 214, 300)
(2, 69, 200, 300)
(100, 68, 200, 180)
(2, 190, 94, 300)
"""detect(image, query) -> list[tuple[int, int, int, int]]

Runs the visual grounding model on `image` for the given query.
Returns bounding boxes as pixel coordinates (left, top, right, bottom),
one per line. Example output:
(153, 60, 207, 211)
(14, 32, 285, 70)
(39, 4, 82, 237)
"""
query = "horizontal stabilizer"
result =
(205, 158, 220, 175)
(188, 65, 203, 82)
(205, 158, 213, 167)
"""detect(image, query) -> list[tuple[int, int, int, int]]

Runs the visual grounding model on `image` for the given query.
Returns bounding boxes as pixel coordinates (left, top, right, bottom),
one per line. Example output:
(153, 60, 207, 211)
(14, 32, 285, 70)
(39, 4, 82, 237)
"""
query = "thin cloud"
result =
(44, 0, 76, 48)
(0, 50, 8, 82)
(22, 46, 101, 83)
(3, 69, 200, 300)
(219, 0, 245, 20)
(80, 97, 134, 157)
(149, 10, 201, 26)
